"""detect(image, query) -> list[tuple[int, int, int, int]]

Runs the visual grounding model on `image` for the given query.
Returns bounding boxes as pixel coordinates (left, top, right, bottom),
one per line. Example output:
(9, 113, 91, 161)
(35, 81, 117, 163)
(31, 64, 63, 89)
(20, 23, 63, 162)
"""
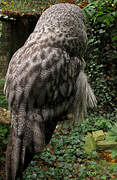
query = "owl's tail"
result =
(5, 113, 56, 180)
(73, 71, 97, 125)
(5, 121, 46, 180)
(6, 128, 22, 180)
(5, 128, 33, 180)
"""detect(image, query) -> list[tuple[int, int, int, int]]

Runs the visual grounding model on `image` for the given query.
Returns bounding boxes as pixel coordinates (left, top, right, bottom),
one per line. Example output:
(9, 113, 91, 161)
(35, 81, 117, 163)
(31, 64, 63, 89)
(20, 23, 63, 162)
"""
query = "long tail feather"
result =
(6, 128, 23, 180)
(73, 71, 97, 125)
(6, 116, 49, 180)
(6, 128, 34, 180)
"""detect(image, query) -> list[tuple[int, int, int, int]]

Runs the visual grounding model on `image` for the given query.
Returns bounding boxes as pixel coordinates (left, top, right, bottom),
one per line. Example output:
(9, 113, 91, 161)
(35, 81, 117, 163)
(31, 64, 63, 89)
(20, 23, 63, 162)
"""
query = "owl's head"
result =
(34, 3, 87, 57)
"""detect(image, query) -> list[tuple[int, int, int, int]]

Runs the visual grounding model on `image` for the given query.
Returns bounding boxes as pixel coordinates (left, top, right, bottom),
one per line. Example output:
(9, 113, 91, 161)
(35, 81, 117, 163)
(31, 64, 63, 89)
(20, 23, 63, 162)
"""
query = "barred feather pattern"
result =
(4, 3, 96, 180)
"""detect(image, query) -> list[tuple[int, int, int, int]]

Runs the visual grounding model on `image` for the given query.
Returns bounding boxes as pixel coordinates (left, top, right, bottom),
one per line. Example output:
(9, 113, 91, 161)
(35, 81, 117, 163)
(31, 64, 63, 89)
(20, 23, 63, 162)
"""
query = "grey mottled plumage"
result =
(4, 3, 96, 180)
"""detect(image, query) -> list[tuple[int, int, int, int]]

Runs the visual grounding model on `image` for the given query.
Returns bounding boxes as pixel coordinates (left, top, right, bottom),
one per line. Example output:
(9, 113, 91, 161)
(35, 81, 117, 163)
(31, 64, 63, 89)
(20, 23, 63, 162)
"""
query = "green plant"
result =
(84, 0, 117, 25)
(106, 124, 117, 158)
(0, 122, 10, 180)
(83, 0, 117, 113)
(0, 0, 55, 13)
(0, 78, 8, 109)
(0, 124, 9, 150)
(22, 118, 117, 179)
(0, 23, 2, 37)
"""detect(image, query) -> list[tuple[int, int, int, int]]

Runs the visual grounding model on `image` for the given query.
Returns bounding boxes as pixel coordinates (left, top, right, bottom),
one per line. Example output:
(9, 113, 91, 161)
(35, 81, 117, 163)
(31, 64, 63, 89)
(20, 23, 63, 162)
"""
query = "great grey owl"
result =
(4, 3, 97, 180)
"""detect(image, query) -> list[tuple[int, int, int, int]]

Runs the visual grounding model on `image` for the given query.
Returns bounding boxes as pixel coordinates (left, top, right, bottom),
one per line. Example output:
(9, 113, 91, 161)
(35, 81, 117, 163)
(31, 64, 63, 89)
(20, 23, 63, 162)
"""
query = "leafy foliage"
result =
(23, 119, 117, 179)
(0, 78, 8, 109)
(84, 0, 117, 113)
(0, 23, 2, 37)
(0, 0, 58, 13)
(107, 124, 117, 158)
(0, 78, 9, 178)
(0, 124, 9, 156)
(0, 123, 10, 179)
(84, 0, 117, 25)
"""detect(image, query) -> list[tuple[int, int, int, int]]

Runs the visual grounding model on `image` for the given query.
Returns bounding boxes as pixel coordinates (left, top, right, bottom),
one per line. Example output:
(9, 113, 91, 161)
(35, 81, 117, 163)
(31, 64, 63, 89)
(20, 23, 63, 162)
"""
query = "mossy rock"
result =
(0, 107, 10, 124)
(83, 130, 117, 153)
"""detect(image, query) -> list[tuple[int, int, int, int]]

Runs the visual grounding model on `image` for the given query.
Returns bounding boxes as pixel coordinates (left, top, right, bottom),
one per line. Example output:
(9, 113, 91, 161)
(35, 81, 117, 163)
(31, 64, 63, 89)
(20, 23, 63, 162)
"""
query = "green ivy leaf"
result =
(114, 0, 117, 5)
(112, 36, 117, 42)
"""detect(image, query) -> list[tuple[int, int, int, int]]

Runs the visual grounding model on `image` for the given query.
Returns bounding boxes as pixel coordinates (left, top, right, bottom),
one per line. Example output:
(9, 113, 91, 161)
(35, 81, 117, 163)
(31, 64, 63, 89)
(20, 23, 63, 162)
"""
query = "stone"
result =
(0, 107, 10, 124)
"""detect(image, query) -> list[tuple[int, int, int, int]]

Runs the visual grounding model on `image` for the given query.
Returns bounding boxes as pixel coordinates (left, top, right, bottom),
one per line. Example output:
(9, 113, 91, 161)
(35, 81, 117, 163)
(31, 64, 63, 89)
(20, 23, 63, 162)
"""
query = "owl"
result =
(4, 3, 96, 180)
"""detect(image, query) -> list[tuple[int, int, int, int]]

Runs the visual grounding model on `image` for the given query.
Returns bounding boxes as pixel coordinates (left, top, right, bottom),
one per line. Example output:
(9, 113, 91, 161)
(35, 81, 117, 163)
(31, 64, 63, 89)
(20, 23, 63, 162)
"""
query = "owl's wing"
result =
(5, 42, 75, 179)
(4, 41, 76, 118)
